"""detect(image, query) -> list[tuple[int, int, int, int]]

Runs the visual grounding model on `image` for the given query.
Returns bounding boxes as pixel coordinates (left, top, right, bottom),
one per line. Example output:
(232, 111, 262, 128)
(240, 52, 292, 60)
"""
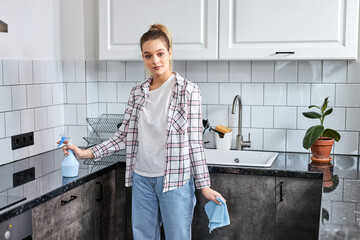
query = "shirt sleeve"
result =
(89, 87, 135, 159)
(187, 84, 211, 189)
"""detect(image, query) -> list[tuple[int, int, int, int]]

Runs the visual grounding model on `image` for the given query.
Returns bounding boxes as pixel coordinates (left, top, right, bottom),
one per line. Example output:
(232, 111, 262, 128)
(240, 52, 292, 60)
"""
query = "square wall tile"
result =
(99, 82, 117, 102)
(53, 126, 65, 149)
(62, 61, 76, 82)
(3, 60, 19, 85)
(286, 129, 308, 153)
(14, 147, 29, 161)
(41, 129, 53, 152)
(0, 86, 12, 111)
(336, 84, 360, 107)
(241, 83, 263, 105)
(0, 113, 5, 139)
(28, 131, 42, 156)
(125, 61, 145, 82)
(323, 61, 346, 83)
(274, 107, 297, 129)
(275, 61, 297, 83)
(186, 61, 207, 83)
(219, 83, 241, 104)
(107, 103, 125, 115)
(64, 105, 77, 125)
(264, 129, 286, 151)
(19, 60, 33, 84)
(346, 108, 360, 131)
(21, 109, 35, 133)
(207, 105, 229, 127)
(252, 61, 274, 82)
(87, 103, 99, 118)
(67, 125, 87, 147)
(45, 61, 58, 83)
(76, 105, 87, 125)
(52, 83, 65, 105)
(311, 84, 335, 107)
(33, 61, 46, 83)
(297, 107, 318, 130)
(5, 111, 21, 137)
(0, 60, 3, 85)
(107, 61, 125, 82)
(66, 83, 86, 104)
(229, 105, 250, 128)
(14, 158, 30, 172)
(334, 156, 358, 179)
(57, 61, 63, 83)
(97, 61, 107, 82)
(27, 85, 41, 108)
(334, 131, 359, 155)
(251, 106, 273, 128)
(287, 84, 311, 106)
(75, 61, 85, 82)
(0, 158, 14, 186)
(208, 61, 229, 82)
(35, 107, 48, 131)
(242, 128, 263, 150)
(326, 108, 346, 131)
(197, 83, 219, 104)
(229, 61, 251, 82)
(173, 61, 185, 77)
(86, 82, 98, 104)
(47, 105, 60, 128)
(331, 202, 356, 225)
(12, 85, 27, 110)
(298, 61, 321, 83)
(85, 61, 98, 83)
(264, 84, 286, 106)
(347, 60, 360, 83)
(118, 83, 134, 103)
(40, 84, 53, 106)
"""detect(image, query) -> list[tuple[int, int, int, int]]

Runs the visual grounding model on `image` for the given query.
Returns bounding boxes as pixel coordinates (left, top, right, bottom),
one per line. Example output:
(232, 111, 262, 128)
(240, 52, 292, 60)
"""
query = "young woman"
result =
(62, 24, 225, 239)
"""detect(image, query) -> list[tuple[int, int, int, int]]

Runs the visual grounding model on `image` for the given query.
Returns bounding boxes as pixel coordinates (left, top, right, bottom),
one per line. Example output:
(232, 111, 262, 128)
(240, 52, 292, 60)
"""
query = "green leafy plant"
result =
(302, 97, 341, 149)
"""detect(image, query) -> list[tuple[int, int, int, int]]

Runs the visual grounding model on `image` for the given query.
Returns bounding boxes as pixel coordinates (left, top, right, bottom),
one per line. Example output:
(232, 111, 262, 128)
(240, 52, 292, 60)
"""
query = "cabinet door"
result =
(275, 177, 322, 240)
(219, 0, 359, 60)
(192, 173, 276, 240)
(99, 0, 218, 60)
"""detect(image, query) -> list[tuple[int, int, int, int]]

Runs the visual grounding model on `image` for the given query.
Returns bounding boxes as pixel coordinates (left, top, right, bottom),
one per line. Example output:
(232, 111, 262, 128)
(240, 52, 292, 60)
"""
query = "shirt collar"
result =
(141, 72, 184, 94)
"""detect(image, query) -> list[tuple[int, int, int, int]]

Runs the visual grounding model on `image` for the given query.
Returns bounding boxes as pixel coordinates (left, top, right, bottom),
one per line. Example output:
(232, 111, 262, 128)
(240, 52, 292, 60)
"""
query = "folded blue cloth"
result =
(205, 197, 230, 233)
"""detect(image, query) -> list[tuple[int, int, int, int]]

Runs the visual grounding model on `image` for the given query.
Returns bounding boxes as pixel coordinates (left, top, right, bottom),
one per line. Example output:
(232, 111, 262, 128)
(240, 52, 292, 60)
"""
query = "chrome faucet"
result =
(232, 95, 251, 150)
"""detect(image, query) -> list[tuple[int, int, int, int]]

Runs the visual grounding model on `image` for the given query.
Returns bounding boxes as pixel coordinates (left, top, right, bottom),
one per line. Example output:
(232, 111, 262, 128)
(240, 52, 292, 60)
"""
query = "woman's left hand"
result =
(201, 187, 226, 205)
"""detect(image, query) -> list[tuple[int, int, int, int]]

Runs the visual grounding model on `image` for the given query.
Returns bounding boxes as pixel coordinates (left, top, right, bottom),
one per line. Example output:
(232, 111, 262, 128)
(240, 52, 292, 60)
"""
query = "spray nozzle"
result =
(57, 134, 72, 148)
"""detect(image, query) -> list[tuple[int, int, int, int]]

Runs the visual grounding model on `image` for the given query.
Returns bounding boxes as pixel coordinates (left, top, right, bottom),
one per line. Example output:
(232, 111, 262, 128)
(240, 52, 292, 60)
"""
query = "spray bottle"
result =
(57, 135, 79, 177)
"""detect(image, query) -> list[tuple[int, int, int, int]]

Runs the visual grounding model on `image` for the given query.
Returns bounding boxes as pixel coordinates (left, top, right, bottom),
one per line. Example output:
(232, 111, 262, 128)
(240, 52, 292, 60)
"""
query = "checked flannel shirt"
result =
(90, 72, 211, 193)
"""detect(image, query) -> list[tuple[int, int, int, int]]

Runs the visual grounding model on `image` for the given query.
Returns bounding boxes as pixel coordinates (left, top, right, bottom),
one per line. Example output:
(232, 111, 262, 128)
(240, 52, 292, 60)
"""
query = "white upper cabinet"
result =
(99, 0, 218, 60)
(219, 0, 360, 60)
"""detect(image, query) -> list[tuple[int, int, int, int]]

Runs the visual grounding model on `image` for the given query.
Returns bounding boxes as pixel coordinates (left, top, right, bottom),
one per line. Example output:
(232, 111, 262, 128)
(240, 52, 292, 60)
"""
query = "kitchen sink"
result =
(204, 149, 279, 167)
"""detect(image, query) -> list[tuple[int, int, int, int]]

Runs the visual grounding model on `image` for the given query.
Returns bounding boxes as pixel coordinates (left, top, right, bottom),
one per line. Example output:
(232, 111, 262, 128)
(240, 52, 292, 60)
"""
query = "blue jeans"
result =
(132, 172, 196, 240)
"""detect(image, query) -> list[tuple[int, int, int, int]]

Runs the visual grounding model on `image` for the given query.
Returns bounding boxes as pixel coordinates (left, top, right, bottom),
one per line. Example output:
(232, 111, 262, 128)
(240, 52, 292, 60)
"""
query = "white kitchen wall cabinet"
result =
(219, 0, 360, 60)
(99, 0, 218, 60)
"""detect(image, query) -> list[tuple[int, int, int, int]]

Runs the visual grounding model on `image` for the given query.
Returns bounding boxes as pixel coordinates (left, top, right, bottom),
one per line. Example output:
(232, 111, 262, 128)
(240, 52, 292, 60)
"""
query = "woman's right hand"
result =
(57, 141, 94, 159)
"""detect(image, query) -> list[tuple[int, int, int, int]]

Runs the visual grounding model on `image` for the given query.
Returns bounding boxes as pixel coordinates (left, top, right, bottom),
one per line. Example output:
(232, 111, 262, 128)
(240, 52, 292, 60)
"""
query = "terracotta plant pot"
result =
(310, 137, 334, 163)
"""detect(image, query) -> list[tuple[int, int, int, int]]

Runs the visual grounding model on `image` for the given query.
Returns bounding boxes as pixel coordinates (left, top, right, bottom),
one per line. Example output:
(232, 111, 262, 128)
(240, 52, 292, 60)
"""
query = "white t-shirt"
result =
(134, 75, 175, 177)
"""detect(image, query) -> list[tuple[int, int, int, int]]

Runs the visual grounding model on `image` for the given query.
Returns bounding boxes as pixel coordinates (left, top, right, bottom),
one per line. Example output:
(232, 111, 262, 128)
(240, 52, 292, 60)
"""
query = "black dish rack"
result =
(83, 114, 126, 166)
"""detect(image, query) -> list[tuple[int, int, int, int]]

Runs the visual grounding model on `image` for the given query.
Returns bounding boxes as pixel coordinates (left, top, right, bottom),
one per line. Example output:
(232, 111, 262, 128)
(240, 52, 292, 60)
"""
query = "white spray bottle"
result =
(57, 135, 79, 177)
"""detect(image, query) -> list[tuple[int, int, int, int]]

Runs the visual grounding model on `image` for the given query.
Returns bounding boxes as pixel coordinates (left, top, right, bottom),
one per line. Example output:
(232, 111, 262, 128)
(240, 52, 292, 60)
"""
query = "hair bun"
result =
(149, 24, 161, 31)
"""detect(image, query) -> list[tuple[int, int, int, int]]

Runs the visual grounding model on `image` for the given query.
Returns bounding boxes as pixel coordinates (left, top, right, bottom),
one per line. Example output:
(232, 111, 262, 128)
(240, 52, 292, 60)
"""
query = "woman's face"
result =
(142, 39, 172, 77)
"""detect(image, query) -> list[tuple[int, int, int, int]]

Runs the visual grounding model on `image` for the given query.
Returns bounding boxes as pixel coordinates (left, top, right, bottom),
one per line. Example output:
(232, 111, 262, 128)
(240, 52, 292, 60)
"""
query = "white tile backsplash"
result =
(47, 105, 60, 128)
(252, 61, 274, 82)
(86, 82, 99, 104)
(85, 61, 98, 83)
(0, 86, 12, 112)
(0, 138, 13, 165)
(326, 108, 346, 131)
(41, 129, 53, 152)
(125, 61, 145, 82)
(107, 103, 126, 115)
(0, 113, 5, 138)
(12, 85, 27, 110)
(186, 61, 207, 83)
(28, 131, 42, 156)
(264, 129, 286, 151)
(21, 109, 35, 133)
(287, 84, 311, 106)
(64, 105, 77, 125)
(336, 84, 360, 107)
(3, 60, 19, 85)
(298, 61, 321, 83)
(241, 83, 263, 105)
(45, 61, 58, 83)
(197, 83, 219, 104)
(251, 106, 273, 128)
(348, 61, 360, 83)
(243, 128, 263, 150)
(264, 84, 286, 106)
(97, 61, 107, 82)
(5, 111, 21, 137)
(297, 107, 318, 130)
(35, 107, 47, 131)
(311, 84, 335, 107)
(334, 132, 359, 155)
(76, 105, 87, 125)
(40, 84, 53, 106)
(99, 82, 117, 102)
(19, 60, 33, 85)
(208, 61, 229, 82)
(323, 61, 347, 83)
(107, 61, 125, 82)
(173, 61, 185, 76)
(52, 83, 65, 105)
(219, 83, 241, 104)
(0, 60, 3, 85)
(27, 84, 41, 108)
(207, 105, 229, 127)
(286, 129, 308, 153)
(275, 61, 297, 83)
(62, 61, 76, 82)
(229, 105, 250, 128)
(274, 107, 297, 129)
(229, 61, 251, 82)
(118, 83, 135, 103)
(346, 108, 360, 131)
(66, 83, 86, 104)
(75, 61, 86, 82)
(33, 61, 46, 83)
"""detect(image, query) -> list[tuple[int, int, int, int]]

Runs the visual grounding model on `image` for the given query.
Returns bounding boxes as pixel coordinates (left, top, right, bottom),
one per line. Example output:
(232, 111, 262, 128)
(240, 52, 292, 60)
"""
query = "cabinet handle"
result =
(61, 195, 77, 206)
(96, 181, 103, 201)
(275, 51, 295, 54)
(280, 181, 283, 202)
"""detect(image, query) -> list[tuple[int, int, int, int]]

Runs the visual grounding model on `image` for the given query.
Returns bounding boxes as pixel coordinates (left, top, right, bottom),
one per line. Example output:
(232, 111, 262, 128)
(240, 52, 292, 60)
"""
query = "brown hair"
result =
(140, 24, 173, 74)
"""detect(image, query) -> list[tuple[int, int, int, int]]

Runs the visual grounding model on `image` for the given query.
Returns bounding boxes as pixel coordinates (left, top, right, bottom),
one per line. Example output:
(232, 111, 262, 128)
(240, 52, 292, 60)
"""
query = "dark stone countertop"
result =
(0, 149, 359, 239)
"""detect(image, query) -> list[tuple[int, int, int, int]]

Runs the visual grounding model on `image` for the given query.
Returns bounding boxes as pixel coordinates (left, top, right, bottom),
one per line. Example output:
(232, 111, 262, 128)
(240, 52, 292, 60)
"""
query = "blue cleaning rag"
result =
(205, 197, 230, 233)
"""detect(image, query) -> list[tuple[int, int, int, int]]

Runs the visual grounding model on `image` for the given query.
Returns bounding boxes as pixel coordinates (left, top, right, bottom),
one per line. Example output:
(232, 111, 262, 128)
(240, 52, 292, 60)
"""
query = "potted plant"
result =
(302, 97, 341, 163)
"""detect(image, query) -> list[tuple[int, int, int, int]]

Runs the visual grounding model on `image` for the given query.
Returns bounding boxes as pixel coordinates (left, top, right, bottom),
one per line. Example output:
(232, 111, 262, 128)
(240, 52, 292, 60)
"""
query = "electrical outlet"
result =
(11, 132, 34, 150)
(13, 167, 35, 187)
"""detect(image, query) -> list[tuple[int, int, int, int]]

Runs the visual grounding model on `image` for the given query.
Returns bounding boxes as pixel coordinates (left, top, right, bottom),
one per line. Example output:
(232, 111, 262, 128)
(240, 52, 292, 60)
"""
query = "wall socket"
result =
(11, 132, 34, 150)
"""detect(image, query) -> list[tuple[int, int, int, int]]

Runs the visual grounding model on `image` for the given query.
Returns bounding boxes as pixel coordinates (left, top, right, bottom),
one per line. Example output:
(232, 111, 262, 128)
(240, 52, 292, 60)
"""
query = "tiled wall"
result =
(1, 59, 360, 166)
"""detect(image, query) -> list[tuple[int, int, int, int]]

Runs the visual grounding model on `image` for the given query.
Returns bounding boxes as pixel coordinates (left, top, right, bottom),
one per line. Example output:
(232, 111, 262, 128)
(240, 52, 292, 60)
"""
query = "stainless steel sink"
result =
(204, 149, 279, 167)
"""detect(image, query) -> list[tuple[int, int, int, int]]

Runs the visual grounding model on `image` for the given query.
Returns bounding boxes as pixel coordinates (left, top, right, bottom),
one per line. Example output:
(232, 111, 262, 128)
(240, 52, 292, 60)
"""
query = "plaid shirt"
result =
(90, 73, 210, 192)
